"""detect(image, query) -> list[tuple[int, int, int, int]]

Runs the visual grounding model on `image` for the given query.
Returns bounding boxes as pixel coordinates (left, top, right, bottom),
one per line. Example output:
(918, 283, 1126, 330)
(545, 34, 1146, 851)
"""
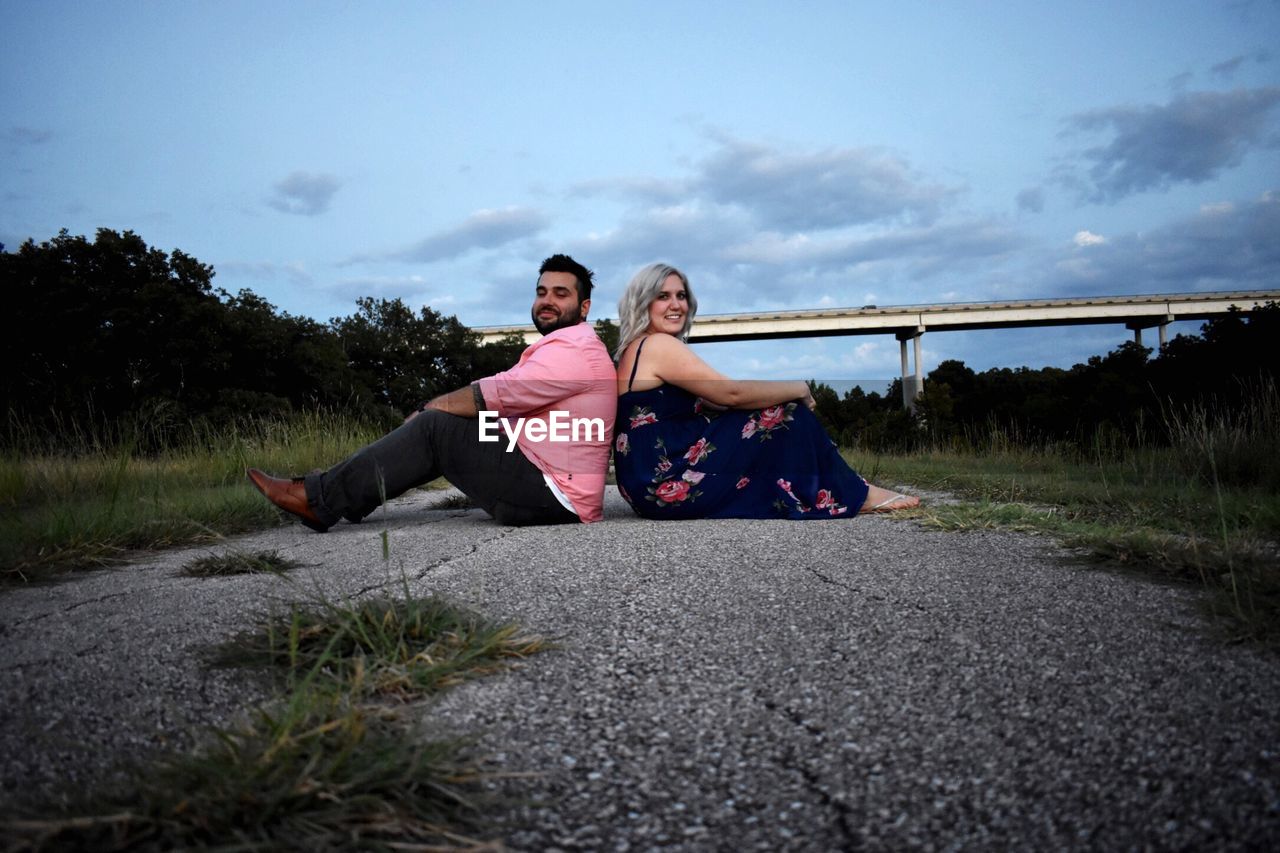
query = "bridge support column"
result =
(895, 327, 925, 410)
(1127, 313, 1175, 353)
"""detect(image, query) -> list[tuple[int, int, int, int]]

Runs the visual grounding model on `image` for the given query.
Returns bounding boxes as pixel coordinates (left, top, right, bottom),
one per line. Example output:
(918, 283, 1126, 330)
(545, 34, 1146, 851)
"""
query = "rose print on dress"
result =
(646, 475, 702, 505)
(776, 477, 810, 513)
(759, 405, 787, 430)
(742, 402, 797, 441)
(655, 480, 691, 502)
(649, 436, 674, 482)
(683, 437, 714, 465)
(814, 488, 848, 516)
(615, 432, 630, 456)
(629, 406, 658, 429)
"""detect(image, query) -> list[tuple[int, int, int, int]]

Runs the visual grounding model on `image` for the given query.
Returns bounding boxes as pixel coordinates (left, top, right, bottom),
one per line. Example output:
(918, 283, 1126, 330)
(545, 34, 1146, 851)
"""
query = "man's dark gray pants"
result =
(303, 410, 579, 528)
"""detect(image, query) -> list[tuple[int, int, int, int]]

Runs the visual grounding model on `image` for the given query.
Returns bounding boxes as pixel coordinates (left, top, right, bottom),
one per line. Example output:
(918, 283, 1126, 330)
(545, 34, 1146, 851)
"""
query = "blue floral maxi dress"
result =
(614, 382, 872, 520)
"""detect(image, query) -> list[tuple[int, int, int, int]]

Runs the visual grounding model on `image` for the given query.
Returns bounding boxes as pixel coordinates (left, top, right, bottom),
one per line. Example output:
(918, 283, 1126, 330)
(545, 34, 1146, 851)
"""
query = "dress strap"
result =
(627, 337, 647, 393)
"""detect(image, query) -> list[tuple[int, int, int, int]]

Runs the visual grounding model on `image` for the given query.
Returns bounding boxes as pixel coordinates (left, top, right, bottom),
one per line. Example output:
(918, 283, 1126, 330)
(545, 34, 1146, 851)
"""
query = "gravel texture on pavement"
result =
(2, 487, 1277, 850)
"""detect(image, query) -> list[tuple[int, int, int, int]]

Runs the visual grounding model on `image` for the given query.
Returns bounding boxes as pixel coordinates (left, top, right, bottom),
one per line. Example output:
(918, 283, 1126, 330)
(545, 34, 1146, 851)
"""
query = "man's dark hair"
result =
(539, 254, 594, 303)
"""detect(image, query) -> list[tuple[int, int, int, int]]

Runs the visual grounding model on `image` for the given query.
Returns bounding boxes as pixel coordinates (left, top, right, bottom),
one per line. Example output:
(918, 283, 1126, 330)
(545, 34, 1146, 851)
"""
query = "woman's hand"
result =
(801, 387, 817, 411)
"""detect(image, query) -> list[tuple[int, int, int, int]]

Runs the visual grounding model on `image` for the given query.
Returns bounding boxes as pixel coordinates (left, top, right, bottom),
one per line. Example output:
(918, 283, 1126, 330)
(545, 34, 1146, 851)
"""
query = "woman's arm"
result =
(643, 334, 814, 410)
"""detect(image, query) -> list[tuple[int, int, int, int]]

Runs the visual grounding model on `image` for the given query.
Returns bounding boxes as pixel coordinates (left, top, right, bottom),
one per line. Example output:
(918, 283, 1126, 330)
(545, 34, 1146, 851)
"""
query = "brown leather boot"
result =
(245, 468, 329, 532)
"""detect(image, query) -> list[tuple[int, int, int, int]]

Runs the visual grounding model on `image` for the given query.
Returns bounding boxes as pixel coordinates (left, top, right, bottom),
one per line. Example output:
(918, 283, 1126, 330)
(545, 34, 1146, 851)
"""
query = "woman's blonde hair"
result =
(614, 263, 698, 359)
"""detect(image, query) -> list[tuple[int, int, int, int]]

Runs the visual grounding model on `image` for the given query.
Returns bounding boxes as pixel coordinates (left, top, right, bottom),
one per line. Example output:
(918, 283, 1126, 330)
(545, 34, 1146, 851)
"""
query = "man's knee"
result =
(404, 407, 474, 447)
(407, 407, 450, 432)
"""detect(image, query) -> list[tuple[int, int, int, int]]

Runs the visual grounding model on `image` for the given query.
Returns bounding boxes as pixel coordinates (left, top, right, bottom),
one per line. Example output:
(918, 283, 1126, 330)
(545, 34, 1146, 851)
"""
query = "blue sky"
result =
(4, 1, 1278, 383)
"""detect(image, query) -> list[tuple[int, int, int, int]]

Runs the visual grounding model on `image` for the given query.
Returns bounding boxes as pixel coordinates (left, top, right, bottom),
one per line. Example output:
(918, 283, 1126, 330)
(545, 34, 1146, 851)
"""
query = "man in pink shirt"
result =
(247, 255, 616, 527)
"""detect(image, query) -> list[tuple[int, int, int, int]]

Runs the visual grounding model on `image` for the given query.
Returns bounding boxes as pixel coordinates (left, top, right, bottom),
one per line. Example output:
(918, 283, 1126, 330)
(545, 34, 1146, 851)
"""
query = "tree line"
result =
(810, 303, 1278, 453)
(1, 229, 542, 443)
(3, 228, 1275, 453)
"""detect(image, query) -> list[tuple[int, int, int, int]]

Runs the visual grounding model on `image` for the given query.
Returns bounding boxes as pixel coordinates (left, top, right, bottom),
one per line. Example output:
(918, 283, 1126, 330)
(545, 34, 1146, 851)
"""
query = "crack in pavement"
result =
(761, 694, 862, 851)
(1, 644, 101, 674)
(5, 586, 165, 629)
(804, 566, 929, 613)
(806, 565, 874, 598)
(411, 527, 515, 581)
(337, 527, 517, 598)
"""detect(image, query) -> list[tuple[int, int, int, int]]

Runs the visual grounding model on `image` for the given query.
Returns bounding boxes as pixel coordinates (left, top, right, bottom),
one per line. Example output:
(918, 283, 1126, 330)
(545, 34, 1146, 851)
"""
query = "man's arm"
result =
(404, 382, 486, 422)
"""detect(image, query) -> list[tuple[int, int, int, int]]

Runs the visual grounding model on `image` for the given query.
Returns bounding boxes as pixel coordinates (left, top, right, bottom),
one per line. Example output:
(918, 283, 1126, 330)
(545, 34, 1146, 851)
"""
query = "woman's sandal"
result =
(860, 493, 920, 514)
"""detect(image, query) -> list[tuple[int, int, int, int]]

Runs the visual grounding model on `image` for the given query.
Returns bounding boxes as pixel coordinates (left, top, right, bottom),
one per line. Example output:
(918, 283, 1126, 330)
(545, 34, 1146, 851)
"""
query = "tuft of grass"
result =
(5, 694, 501, 851)
(217, 594, 555, 699)
(7, 592, 547, 850)
(431, 492, 476, 510)
(182, 549, 301, 577)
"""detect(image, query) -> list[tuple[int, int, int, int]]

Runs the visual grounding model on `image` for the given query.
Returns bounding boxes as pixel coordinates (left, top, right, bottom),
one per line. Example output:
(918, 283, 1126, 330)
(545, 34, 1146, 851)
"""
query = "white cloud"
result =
(698, 135, 959, 230)
(268, 171, 342, 216)
(1043, 190, 1280, 295)
(1073, 230, 1107, 247)
(396, 206, 550, 261)
(1063, 87, 1280, 202)
(217, 259, 313, 286)
(350, 206, 550, 265)
(1016, 187, 1045, 213)
(7, 126, 53, 145)
(721, 232, 830, 264)
(1055, 257, 1102, 281)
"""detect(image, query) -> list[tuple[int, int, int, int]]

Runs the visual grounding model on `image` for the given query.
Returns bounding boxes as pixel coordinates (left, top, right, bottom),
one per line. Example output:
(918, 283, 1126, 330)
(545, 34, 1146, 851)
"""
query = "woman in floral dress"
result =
(612, 262, 919, 520)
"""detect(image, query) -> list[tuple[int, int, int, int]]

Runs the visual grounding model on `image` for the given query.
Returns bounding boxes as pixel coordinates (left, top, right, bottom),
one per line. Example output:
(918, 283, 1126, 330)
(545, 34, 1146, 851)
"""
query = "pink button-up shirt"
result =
(477, 322, 616, 522)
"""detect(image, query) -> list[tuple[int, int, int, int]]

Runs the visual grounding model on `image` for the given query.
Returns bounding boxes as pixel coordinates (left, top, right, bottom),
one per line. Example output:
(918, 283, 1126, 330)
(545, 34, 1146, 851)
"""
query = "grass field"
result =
(0, 411, 383, 582)
(3, 400, 1277, 643)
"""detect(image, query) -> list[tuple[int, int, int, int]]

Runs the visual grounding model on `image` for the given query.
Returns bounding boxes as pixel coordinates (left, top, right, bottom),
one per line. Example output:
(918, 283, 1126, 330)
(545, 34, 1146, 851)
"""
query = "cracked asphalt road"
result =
(2, 487, 1278, 850)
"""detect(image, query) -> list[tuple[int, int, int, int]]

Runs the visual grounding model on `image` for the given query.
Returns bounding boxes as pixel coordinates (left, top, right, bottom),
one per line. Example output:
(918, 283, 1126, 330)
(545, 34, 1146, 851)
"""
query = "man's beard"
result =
(532, 303, 583, 334)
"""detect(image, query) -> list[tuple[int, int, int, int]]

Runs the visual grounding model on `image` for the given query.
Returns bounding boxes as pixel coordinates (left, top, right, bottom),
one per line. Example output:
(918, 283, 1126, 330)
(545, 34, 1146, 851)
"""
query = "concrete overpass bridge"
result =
(475, 290, 1279, 406)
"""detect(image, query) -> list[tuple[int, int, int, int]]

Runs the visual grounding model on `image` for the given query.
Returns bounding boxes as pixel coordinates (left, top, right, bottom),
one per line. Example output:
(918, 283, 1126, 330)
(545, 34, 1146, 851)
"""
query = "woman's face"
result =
(646, 273, 689, 336)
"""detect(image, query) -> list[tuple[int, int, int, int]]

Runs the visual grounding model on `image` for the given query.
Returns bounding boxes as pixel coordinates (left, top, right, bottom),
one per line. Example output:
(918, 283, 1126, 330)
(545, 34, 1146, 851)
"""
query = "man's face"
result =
(531, 271, 590, 334)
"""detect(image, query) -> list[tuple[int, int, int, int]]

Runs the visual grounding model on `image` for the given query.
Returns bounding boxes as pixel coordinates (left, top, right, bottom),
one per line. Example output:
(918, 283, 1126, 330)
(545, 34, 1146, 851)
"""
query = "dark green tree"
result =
(216, 290, 369, 419)
(593, 318, 620, 357)
(470, 332, 528, 381)
(808, 380, 842, 437)
(330, 297, 480, 415)
(1, 228, 225, 429)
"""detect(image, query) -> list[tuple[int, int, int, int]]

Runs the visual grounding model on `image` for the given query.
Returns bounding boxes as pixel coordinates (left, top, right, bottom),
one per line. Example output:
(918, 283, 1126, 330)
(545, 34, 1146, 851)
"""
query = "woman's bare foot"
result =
(860, 484, 920, 514)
